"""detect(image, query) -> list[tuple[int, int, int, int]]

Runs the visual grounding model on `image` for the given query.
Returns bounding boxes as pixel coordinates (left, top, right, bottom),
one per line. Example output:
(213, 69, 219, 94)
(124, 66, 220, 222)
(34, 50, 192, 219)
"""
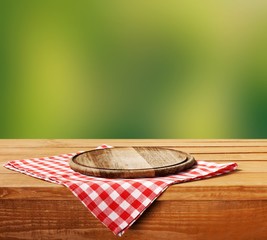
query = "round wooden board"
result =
(69, 147, 196, 178)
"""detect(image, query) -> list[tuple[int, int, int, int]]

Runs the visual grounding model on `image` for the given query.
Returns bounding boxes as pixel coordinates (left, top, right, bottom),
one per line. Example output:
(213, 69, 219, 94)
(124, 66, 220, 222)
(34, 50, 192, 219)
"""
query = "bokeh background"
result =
(1, 0, 267, 138)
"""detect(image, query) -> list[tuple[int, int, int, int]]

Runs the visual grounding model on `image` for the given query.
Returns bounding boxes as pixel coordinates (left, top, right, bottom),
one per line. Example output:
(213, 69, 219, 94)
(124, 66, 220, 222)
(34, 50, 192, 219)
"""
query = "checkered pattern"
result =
(4, 144, 238, 236)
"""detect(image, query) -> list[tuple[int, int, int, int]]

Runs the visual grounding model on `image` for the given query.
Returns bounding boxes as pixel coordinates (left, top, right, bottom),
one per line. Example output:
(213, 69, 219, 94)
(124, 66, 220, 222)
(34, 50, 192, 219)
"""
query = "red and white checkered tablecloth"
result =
(4, 145, 238, 236)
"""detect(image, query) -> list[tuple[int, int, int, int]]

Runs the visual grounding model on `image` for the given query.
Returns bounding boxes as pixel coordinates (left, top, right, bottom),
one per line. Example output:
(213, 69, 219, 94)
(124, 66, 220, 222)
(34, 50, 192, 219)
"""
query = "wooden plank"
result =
(2, 159, 267, 174)
(1, 172, 267, 201)
(0, 174, 60, 188)
(1, 184, 267, 201)
(194, 153, 267, 161)
(171, 146, 267, 154)
(0, 148, 84, 158)
(4, 170, 267, 189)
(219, 161, 267, 172)
(0, 187, 75, 200)
(1, 152, 267, 174)
(0, 155, 267, 175)
(0, 199, 113, 240)
(1, 139, 267, 148)
(1, 144, 266, 175)
(0, 199, 266, 240)
(1, 147, 267, 160)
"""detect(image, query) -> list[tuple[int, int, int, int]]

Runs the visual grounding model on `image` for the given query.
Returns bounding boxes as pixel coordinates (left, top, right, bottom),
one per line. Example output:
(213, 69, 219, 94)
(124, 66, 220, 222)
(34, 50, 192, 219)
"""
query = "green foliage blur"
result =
(1, 0, 267, 138)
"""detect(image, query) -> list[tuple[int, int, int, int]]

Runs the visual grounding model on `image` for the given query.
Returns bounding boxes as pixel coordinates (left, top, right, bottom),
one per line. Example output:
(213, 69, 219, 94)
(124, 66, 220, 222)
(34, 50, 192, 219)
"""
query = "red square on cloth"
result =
(3, 145, 237, 236)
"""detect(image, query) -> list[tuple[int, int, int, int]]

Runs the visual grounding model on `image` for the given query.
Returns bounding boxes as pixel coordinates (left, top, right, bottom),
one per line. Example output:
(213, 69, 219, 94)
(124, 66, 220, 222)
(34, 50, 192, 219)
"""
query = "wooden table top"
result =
(1, 139, 267, 240)
(1, 139, 267, 201)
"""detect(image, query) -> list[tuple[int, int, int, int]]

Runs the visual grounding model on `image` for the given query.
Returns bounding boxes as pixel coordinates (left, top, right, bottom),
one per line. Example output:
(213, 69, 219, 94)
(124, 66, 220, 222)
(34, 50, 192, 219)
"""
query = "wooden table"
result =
(0, 139, 267, 240)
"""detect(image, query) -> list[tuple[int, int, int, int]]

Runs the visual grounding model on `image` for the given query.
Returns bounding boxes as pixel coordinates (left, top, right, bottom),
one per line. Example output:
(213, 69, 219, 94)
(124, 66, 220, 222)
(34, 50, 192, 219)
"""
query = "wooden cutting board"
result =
(69, 147, 196, 178)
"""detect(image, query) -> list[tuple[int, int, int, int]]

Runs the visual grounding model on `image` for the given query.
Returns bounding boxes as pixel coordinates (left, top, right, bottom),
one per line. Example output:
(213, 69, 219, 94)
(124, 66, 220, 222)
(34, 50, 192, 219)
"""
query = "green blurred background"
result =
(1, 0, 267, 138)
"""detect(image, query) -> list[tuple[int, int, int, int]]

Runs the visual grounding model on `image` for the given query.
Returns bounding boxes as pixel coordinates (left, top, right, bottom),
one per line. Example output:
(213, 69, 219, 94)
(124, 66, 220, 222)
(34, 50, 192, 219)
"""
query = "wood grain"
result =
(69, 147, 196, 178)
(0, 199, 266, 240)
(1, 139, 267, 240)
(1, 176, 267, 201)
(1, 139, 267, 148)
